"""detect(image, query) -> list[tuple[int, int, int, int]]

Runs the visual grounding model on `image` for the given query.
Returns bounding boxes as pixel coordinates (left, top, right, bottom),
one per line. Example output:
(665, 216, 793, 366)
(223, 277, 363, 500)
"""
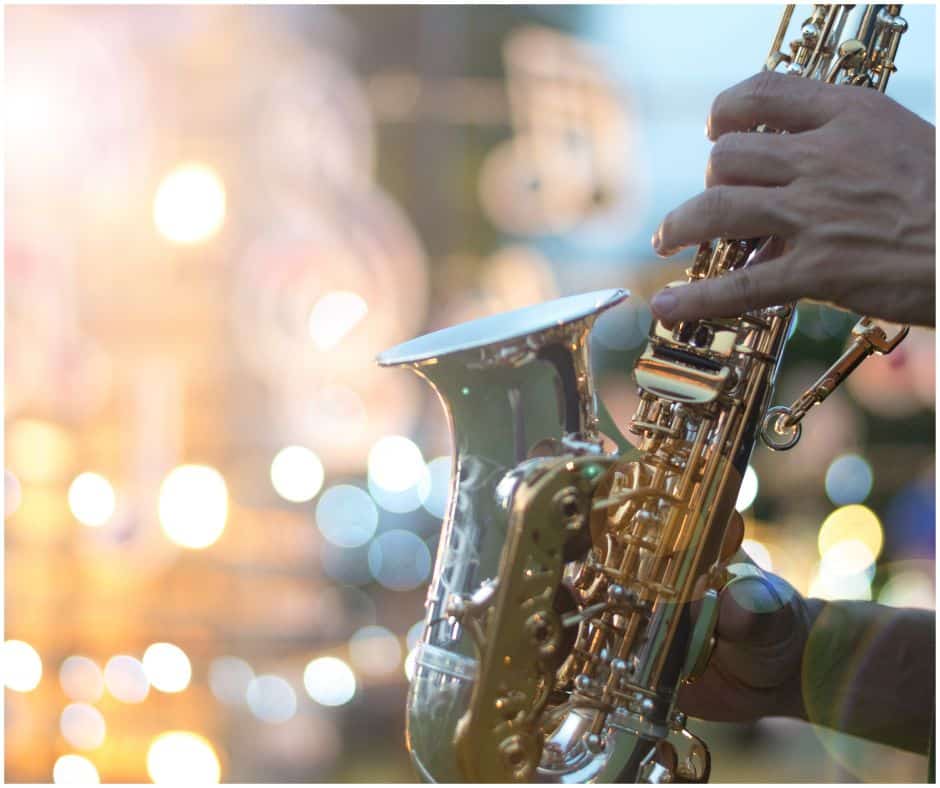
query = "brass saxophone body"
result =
(378, 5, 910, 783)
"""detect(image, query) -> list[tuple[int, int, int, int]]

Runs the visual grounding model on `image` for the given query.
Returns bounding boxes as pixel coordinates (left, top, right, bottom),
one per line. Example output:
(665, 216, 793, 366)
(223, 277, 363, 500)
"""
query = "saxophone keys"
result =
(497, 733, 540, 782)
(584, 733, 605, 755)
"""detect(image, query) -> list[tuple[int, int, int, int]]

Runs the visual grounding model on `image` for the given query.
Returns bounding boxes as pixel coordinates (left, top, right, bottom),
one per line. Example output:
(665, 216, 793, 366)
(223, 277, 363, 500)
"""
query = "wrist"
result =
(794, 599, 935, 752)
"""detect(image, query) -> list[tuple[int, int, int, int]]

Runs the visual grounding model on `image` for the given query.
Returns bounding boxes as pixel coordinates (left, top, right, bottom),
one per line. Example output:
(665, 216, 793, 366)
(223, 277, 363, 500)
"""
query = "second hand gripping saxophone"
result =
(378, 5, 910, 783)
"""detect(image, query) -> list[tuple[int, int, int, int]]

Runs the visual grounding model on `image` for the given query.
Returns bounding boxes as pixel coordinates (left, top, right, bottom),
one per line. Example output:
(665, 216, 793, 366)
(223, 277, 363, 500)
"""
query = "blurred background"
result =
(3, 4, 935, 784)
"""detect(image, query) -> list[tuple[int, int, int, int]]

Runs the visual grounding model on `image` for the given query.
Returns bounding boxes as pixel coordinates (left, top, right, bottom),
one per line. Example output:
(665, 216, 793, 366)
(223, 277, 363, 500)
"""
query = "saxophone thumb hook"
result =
(681, 562, 785, 683)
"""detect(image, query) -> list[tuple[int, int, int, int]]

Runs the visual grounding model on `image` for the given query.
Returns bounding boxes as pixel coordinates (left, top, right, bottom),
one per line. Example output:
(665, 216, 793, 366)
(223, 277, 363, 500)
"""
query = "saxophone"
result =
(378, 5, 910, 783)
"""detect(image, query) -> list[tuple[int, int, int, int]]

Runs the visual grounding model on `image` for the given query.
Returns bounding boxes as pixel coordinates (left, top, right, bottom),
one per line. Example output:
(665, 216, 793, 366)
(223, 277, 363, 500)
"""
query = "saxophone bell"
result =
(377, 289, 629, 783)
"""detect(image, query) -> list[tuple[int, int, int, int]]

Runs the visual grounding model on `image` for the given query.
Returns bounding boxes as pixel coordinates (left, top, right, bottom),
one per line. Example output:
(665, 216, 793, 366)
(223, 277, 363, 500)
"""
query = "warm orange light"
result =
(68, 472, 116, 527)
(2, 640, 42, 692)
(153, 164, 226, 244)
(147, 731, 221, 784)
(158, 465, 228, 549)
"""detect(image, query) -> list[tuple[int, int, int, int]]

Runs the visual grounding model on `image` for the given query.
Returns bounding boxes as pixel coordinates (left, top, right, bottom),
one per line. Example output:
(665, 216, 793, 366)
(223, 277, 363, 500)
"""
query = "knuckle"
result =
(708, 134, 741, 175)
(822, 81, 865, 119)
(731, 270, 757, 305)
(745, 70, 780, 105)
(788, 135, 822, 175)
(708, 71, 783, 135)
(775, 135, 814, 181)
(704, 186, 730, 229)
(769, 186, 802, 234)
(849, 83, 880, 112)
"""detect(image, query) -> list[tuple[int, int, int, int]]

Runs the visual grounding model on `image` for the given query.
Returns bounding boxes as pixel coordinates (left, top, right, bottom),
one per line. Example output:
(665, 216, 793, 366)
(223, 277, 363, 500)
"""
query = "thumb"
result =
(650, 256, 800, 323)
(709, 572, 803, 691)
(717, 571, 796, 646)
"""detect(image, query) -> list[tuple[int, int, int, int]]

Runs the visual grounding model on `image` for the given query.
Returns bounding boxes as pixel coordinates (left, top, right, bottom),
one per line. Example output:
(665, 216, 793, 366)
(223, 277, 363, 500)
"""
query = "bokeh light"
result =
(7, 418, 74, 483)
(60, 703, 106, 750)
(246, 675, 298, 724)
(315, 485, 378, 548)
(208, 656, 254, 706)
(368, 472, 428, 514)
(741, 538, 773, 572)
(348, 625, 402, 677)
(367, 529, 431, 591)
(2, 640, 42, 692)
(878, 570, 935, 610)
(308, 291, 369, 350)
(67, 472, 116, 527)
(103, 655, 149, 703)
(809, 506, 883, 601)
(417, 456, 452, 519)
(59, 656, 104, 703)
(824, 454, 874, 506)
(735, 466, 758, 512)
(367, 436, 425, 492)
(303, 656, 356, 707)
(53, 754, 100, 784)
(158, 465, 228, 549)
(153, 163, 226, 244)
(809, 561, 874, 601)
(820, 540, 878, 579)
(147, 731, 221, 784)
(270, 446, 325, 503)
(818, 505, 883, 565)
(142, 643, 192, 693)
(406, 620, 425, 651)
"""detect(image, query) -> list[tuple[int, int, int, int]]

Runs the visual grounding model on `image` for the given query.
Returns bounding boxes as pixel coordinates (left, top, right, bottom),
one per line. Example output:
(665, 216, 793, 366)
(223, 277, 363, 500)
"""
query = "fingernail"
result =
(651, 228, 662, 252)
(651, 289, 678, 318)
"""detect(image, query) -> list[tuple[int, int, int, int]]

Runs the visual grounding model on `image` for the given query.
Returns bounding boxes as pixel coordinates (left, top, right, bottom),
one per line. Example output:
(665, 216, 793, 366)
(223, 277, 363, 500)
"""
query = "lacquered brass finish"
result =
(760, 317, 909, 449)
(455, 455, 618, 783)
(379, 5, 910, 784)
(378, 290, 630, 783)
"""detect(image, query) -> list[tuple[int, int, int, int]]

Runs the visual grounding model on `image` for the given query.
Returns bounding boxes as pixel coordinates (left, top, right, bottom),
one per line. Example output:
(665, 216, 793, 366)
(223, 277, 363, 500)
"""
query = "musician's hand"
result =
(678, 511, 821, 722)
(649, 71, 936, 327)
